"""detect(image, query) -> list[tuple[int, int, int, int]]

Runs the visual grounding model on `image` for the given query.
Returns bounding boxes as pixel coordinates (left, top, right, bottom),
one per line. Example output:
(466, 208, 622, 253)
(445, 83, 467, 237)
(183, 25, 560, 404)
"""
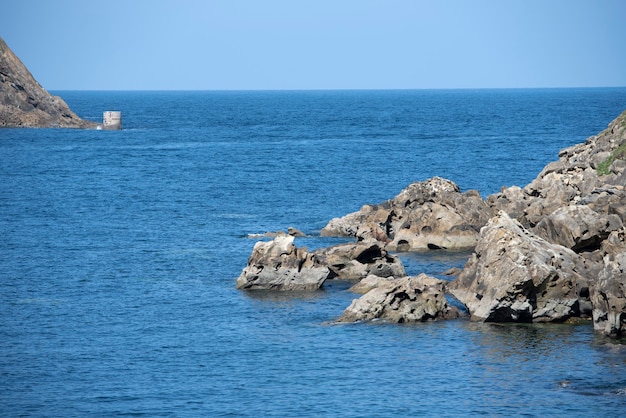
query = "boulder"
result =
(0, 36, 97, 129)
(578, 186, 626, 222)
(236, 237, 406, 291)
(336, 274, 460, 323)
(315, 241, 406, 281)
(600, 227, 626, 256)
(322, 177, 495, 251)
(448, 212, 591, 323)
(591, 253, 626, 338)
(236, 235, 329, 291)
(532, 204, 622, 253)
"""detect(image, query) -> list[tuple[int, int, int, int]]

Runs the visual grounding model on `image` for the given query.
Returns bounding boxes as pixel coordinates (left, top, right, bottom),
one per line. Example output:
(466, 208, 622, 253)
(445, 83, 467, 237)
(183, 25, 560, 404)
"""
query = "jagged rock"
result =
(486, 111, 626, 228)
(601, 228, 626, 256)
(237, 111, 626, 333)
(591, 253, 626, 338)
(315, 241, 406, 281)
(336, 274, 460, 323)
(522, 169, 602, 227)
(236, 235, 329, 291)
(236, 237, 406, 291)
(0, 36, 97, 129)
(322, 177, 495, 251)
(486, 185, 529, 221)
(532, 204, 622, 253)
(448, 212, 591, 323)
(578, 186, 626, 222)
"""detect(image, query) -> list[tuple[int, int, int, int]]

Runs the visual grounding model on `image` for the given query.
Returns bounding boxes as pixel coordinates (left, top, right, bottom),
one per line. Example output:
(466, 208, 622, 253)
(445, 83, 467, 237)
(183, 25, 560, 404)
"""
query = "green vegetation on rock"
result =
(596, 112, 626, 176)
(597, 142, 626, 176)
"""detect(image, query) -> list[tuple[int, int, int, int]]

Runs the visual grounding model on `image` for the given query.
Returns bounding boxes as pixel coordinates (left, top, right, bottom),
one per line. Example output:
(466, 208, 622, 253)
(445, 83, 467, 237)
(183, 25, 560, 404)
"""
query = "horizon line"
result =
(48, 86, 626, 93)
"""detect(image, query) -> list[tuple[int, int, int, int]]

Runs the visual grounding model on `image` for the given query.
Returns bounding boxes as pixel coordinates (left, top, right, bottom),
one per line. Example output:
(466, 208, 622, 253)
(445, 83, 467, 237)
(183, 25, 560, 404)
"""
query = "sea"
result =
(2, 88, 626, 417)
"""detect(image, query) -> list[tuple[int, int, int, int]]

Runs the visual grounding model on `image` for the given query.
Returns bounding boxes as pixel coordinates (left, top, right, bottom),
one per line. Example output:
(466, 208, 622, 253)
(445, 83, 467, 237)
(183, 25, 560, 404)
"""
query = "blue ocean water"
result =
(1, 89, 626, 417)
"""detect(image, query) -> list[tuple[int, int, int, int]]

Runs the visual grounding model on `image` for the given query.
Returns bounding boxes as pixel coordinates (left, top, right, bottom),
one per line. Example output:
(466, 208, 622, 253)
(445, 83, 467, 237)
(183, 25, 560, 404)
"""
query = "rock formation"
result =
(236, 235, 329, 291)
(236, 235, 406, 291)
(237, 110, 626, 338)
(336, 274, 460, 323)
(532, 204, 622, 253)
(486, 111, 626, 228)
(448, 212, 591, 323)
(590, 228, 626, 337)
(321, 177, 495, 251)
(0, 36, 97, 129)
(591, 252, 626, 337)
(315, 241, 406, 281)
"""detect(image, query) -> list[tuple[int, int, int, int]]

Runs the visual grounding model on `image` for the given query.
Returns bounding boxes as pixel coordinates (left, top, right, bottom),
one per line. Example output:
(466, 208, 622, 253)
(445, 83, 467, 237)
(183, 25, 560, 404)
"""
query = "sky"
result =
(1, 0, 625, 90)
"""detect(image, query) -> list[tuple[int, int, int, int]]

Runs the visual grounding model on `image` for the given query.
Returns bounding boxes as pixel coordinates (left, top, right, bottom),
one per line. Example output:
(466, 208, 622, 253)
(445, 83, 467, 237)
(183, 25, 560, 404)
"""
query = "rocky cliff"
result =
(0, 36, 97, 128)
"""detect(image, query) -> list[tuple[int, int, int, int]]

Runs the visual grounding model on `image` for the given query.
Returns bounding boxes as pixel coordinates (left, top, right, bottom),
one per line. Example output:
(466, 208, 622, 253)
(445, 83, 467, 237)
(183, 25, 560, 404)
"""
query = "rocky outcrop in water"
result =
(0, 36, 97, 129)
(336, 274, 460, 323)
(236, 235, 330, 291)
(315, 241, 407, 281)
(237, 110, 626, 338)
(321, 177, 495, 251)
(448, 212, 592, 323)
(236, 235, 406, 291)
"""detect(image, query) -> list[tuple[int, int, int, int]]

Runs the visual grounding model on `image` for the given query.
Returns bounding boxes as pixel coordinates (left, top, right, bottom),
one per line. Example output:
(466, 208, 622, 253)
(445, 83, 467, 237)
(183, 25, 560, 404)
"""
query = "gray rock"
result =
(336, 274, 460, 323)
(448, 212, 591, 323)
(486, 111, 626, 228)
(532, 204, 622, 252)
(591, 253, 626, 338)
(600, 227, 626, 256)
(322, 177, 494, 251)
(236, 237, 406, 291)
(315, 241, 406, 281)
(578, 186, 626, 223)
(347, 274, 397, 294)
(236, 236, 330, 291)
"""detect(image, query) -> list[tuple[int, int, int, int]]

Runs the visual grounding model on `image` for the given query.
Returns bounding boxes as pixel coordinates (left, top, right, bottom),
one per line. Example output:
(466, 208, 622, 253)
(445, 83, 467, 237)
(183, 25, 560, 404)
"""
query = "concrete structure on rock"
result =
(103, 111, 122, 130)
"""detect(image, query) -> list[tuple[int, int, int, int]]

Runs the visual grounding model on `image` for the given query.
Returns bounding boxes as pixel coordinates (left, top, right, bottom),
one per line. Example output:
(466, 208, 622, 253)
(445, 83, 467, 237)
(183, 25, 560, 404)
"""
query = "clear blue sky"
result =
(2, 0, 625, 90)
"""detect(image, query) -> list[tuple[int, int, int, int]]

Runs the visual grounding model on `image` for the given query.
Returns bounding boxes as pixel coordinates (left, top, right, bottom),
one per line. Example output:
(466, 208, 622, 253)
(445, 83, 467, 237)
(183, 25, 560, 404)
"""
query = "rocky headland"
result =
(0, 36, 97, 129)
(237, 110, 626, 339)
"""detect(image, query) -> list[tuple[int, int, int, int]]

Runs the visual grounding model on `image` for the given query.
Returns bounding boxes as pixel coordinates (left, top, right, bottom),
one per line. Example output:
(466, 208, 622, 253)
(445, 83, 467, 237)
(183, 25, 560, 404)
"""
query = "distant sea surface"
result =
(2, 89, 626, 417)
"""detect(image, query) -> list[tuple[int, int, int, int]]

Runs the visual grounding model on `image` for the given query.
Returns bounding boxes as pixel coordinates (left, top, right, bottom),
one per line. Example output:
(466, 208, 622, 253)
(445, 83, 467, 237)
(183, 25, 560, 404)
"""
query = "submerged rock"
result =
(336, 274, 460, 323)
(448, 212, 591, 323)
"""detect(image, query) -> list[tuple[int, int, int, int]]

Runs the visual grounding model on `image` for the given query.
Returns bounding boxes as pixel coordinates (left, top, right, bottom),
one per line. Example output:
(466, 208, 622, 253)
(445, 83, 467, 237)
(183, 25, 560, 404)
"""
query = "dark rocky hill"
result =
(0, 36, 97, 128)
